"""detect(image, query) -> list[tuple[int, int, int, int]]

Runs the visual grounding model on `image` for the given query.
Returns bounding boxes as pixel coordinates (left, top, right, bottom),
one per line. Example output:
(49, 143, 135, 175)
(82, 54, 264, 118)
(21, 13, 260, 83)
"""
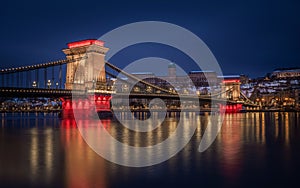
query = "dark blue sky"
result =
(1, 0, 299, 78)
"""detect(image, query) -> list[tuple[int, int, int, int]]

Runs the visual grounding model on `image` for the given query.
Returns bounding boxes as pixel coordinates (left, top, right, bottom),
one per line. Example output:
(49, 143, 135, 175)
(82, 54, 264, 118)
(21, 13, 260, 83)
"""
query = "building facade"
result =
(272, 68, 300, 79)
(188, 71, 218, 87)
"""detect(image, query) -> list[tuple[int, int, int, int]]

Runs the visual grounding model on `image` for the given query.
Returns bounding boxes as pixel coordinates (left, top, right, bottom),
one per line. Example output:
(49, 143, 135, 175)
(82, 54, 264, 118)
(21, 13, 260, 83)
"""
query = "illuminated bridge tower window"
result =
(63, 39, 109, 90)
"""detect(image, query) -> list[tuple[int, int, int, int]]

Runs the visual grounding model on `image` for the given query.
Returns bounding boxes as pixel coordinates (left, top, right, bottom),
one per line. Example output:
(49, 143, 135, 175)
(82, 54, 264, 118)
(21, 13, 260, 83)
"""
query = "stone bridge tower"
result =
(63, 39, 109, 90)
(220, 76, 241, 101)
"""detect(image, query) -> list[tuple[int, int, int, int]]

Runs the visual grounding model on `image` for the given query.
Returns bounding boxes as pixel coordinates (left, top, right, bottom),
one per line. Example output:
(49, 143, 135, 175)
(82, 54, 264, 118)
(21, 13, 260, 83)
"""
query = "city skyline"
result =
(1, 2, 300, 186)
(1, 0, 300, 78)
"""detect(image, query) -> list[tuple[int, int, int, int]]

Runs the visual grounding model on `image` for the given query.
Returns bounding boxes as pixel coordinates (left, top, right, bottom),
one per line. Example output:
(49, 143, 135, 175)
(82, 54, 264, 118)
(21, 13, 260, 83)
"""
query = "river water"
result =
(0, 112, 300, 187)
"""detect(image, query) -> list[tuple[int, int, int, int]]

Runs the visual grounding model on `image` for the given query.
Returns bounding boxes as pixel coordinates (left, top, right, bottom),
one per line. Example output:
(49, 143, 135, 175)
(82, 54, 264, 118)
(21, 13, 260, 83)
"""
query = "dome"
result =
(168, 63, 176, 68)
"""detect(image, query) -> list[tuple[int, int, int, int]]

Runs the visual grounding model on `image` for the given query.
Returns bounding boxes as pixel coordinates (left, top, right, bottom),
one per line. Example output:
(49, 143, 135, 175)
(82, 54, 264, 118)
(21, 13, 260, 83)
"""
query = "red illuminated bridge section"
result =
(221, 77, 243, 113)
(67, 39, 105, 49)
(60, 94, 112, 118)
(222, 79, 240, 83)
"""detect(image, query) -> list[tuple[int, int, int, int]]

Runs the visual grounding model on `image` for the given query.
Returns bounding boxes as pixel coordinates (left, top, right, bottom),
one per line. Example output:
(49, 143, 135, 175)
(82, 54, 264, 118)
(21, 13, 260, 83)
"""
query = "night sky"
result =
(1, 0, 299, 78)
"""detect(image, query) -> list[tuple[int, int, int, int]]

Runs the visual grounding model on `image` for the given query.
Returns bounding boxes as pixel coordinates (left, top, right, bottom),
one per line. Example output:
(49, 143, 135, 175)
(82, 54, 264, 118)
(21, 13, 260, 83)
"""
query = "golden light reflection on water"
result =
(61, 119, 108, 188)
(44, 128, 53, 183)
(59, 113, 296, 187)
(285, 112, 290, 146)
(261, 113, 265, 143)
(271, 112, 291, 144)
(0, 112, 298, 187)
(219, 114, 242, 183)
(30, 128, 38, 182)
(275, 112, 279, 139)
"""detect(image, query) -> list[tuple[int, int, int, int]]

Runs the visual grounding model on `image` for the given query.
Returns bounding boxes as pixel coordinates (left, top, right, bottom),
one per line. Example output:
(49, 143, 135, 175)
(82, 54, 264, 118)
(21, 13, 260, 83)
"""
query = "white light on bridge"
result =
(32, 81, 37, 88)
(47, 80, 52, 88)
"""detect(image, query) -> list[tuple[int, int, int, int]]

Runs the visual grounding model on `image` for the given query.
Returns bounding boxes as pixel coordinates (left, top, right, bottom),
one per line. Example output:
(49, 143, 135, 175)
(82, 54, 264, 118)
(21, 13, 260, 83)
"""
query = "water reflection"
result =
(30, 128, 38, 182)
(0, 113, 62, 187)
(29, 127, 55, 184)
(61, 119, 108, 188)
(0, 112, 300, 187)
(219, 114, 243, 184)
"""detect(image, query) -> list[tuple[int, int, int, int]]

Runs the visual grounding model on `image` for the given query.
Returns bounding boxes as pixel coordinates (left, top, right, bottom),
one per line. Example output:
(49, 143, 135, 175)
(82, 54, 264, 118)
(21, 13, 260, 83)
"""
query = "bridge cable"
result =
(105, 62, 176, 94)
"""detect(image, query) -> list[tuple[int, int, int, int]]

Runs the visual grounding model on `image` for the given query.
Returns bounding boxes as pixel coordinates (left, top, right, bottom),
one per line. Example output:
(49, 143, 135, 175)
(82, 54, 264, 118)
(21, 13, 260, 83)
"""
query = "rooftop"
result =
(218, 75, 240, 79)
(132, 72, 154, 75)
(189, 71, 216, 74)
(168, 63, 176, 68)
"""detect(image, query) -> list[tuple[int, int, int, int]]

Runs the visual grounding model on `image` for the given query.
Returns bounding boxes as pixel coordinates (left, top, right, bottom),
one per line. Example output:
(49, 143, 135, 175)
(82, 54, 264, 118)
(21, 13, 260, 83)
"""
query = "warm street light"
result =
(32, 81, 37, 88)
(111, 79, 116, 90)
(47, 80, 51, 88)
(146, 86, 152, 92)
(122, 84, 128, 92)
(92, 79, 95, 89)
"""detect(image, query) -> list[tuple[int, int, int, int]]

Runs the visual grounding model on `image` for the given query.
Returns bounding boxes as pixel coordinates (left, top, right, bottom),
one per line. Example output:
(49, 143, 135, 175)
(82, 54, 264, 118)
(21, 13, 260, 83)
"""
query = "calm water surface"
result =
(1, 112, 300, 187)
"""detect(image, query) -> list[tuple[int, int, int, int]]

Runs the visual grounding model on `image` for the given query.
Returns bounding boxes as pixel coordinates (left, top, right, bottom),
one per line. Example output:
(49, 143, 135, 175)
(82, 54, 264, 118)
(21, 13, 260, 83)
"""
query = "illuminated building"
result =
(271, 68, 300, 79)
(188, 71, 218, 87)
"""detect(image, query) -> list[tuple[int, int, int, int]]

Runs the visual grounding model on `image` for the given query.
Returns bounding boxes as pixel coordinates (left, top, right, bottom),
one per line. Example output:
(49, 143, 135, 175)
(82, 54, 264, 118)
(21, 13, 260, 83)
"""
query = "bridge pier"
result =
(220, 104, 243, 113)
(93, 94, 112, 112)
(60, 94, 112, 119)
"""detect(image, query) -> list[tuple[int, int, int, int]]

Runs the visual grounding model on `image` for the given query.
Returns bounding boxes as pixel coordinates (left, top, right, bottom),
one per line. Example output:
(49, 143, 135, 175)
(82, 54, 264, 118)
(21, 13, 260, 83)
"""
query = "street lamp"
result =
(32, 81, 37, 88)
(56, 82, 59, 89)
(111, 79, 116, 91)
(92, 79, 95, 89)
(47, 80, 51, 89)
(146, 86, 152, 93)
(123, 84, 128, 92)
(256, 98, 260, 105)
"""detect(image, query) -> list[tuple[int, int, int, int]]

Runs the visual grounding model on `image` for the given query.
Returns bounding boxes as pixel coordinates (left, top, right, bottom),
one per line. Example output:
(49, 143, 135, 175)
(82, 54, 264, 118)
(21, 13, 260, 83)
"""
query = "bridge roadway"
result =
(0, 87, 259, 107)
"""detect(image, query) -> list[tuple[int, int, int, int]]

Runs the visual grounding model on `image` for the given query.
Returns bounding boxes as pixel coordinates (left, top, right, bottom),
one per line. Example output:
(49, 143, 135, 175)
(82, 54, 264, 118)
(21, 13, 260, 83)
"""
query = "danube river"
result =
(0, 112, 300, 187)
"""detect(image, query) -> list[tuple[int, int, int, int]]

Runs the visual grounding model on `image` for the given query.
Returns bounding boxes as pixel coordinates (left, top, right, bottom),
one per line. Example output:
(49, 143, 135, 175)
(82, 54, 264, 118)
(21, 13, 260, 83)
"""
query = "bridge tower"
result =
(221, 76, 241, 101)
(63, 39, 109, 90)
(219, 76, 242, 113)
